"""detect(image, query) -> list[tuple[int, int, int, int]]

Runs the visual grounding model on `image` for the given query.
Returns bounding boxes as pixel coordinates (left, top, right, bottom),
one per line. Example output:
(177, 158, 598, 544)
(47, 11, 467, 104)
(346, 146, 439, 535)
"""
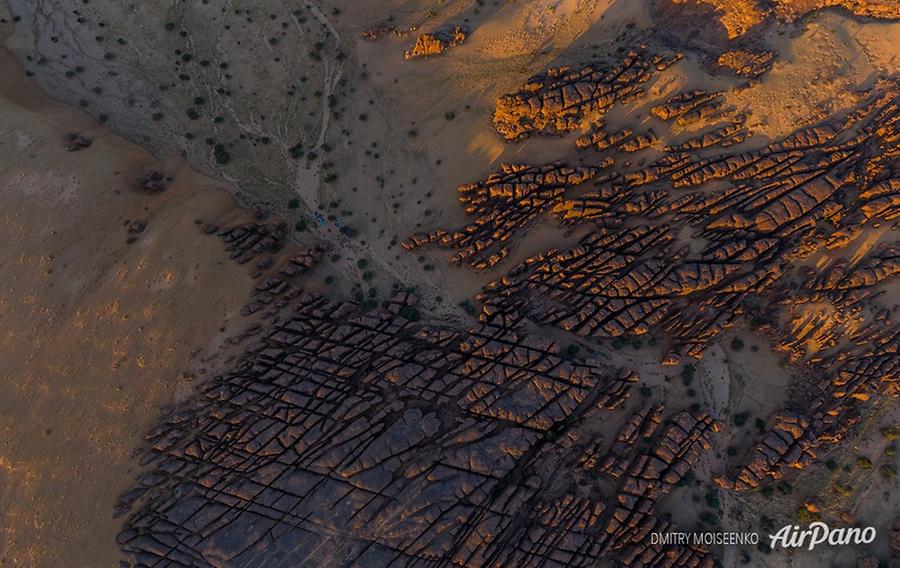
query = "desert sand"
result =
(0, 34, 258, 567)
(0, 0, 897, 566)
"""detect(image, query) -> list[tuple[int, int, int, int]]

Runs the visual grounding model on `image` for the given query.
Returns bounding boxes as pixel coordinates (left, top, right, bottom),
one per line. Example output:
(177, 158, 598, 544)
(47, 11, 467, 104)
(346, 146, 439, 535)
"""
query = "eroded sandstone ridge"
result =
(405, 47, 899, 551)
(115, 50, 898, 568)
(412, 70, 900, 361)
(492, 50, 681, 142)
(5, 0, 899, 564)
(669, 0, 900, 39)
(404, 25, 467, 60)
(404, 162, 601, 268)
(116, 228, 726, 566)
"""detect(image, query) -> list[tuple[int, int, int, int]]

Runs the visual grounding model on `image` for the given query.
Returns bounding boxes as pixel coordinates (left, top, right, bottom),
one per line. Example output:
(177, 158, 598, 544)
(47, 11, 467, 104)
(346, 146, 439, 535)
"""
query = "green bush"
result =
(733, 411, 751, 428)
(214, 143, 231, 165)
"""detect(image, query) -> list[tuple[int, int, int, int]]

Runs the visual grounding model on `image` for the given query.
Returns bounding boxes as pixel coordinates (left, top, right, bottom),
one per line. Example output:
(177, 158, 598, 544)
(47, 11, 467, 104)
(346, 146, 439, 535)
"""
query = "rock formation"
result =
(403, 25, 467, 60)
(64, 131, 92, 151)
(105, 205, 741, 567)
(492, 51, 681, 141)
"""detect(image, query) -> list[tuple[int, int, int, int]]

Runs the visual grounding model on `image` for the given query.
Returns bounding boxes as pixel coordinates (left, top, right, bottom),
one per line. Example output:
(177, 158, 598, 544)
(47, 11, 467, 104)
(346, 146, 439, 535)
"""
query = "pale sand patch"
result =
(726, 12, 900, 140)
(0, 42, 258, 567)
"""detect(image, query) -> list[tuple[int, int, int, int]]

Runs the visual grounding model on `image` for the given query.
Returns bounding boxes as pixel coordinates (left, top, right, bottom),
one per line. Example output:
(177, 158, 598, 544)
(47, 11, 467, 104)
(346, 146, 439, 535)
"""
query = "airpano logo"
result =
(768, 522, 876, 551)
(649, 523, 878, 551)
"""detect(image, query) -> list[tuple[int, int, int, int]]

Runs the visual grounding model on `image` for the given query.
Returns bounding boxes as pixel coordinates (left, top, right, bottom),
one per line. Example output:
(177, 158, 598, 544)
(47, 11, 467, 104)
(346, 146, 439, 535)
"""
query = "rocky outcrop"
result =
(670, 0, 766, 39)
(651, 90, 723, 122)
(666, 122, 748, 151)
(403, 25, 467, 60)
(772, 0, 900, 22)
(404, 162, 600, 268)
(137, 169, 166, 192)
(715, 412, 814, 491)
(64, 131, 92, 151)
(117, 242, 717, 566)
(218, 221, 287, 264)
(596, 409, 722, 566)
(415, 78, 899, 361)
(669, 0, 899, 40)
(280, 248, 322, 277)
(492, 50, 680, 141)
(716, 49, 775, 78)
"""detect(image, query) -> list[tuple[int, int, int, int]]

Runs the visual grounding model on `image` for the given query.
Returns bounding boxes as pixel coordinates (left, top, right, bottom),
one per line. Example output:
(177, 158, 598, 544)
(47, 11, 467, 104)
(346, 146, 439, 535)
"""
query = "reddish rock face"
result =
(716, 49, 775, 78)
(407, 54, 899, 529)
(403, 25, 467, 60)
(492, 51, 681, 142)
(416, 77, 899, 364)
(4, 0, 898, 564)
(404, 162, 600, 269)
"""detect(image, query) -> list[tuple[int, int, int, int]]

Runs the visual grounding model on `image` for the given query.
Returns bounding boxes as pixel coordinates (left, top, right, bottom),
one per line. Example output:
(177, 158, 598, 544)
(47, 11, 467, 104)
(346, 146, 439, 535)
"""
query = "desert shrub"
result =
(681, 365, 695, 386)
(399, 306, 420, 321)
(214, 143, 231, 165)
(733, 411, 752, 428)
(705, 489, 721, 510)
(796, 507, 817, 524)
(832, 482, 852, 496)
